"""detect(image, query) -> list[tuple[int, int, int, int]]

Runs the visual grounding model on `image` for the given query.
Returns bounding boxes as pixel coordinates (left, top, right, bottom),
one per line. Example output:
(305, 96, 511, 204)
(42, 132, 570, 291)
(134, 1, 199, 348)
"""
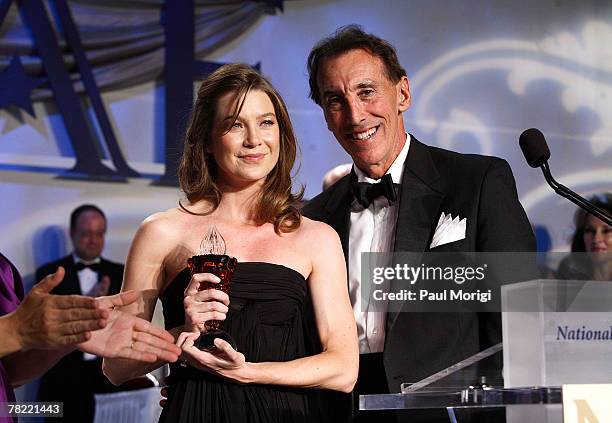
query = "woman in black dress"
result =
(104, 64, 358, 422)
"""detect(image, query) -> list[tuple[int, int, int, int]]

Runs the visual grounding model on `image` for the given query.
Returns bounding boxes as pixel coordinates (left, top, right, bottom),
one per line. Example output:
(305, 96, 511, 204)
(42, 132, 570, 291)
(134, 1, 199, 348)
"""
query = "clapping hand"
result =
(79, 291, 181, 363)
(11, 266, 180, 363)
(12, 267, 108, 350)
(85, 275, 111, 298)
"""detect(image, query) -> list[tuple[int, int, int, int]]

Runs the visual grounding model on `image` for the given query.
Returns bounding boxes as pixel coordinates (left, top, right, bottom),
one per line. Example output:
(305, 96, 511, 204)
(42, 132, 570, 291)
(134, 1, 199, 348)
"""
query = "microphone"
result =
(519, 128, 612, 226)
(519, 128, 550, 168)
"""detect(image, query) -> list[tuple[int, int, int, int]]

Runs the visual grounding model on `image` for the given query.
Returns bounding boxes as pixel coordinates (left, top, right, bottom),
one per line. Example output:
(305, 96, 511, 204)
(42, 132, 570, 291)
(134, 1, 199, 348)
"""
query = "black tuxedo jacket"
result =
(35, 255, 124, 296)
(303, 137, 536, 394)
(35, 255, 124, 422)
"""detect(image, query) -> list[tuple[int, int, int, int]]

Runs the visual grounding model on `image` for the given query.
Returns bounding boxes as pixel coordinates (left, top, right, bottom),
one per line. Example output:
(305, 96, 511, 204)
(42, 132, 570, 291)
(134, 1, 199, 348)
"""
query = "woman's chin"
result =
(590, 251, 612, 265)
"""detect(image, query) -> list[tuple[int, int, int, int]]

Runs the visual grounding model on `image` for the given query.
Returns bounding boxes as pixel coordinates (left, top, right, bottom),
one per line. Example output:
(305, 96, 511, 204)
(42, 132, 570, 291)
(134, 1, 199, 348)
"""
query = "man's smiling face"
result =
(317, 48, 411, 179)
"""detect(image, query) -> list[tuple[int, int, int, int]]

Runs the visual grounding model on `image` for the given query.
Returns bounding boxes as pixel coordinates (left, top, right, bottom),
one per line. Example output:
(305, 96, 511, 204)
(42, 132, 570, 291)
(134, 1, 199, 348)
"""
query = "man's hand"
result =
(85, 275, 111, 297)
(78, 291, 181, 363)
(11, 267, 108, 351)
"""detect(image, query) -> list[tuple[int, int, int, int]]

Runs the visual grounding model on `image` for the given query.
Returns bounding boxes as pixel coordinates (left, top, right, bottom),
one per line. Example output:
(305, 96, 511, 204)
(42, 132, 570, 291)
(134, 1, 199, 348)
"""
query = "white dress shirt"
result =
(348, 135, 410, 354)
(73, 253, 101, 296)
(73, 254, 101, 360)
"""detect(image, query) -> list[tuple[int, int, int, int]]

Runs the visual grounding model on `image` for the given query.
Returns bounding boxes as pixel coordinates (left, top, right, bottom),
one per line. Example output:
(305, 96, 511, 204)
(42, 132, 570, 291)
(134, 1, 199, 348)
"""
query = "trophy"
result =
(188, 225, 238, 351)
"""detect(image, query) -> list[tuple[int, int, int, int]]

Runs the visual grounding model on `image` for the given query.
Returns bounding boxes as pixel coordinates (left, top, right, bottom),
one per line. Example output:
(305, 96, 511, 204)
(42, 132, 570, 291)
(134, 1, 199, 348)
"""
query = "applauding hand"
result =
(80, 291, 181, 363)
(11, 267, 107, 351)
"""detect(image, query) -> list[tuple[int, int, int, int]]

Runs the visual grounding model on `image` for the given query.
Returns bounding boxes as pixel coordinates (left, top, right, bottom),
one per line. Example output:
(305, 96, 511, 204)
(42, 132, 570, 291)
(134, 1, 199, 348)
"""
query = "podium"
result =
(360, 280, 612, 422)
(360, 386, 562, 422)
(502, 279, 612, 387)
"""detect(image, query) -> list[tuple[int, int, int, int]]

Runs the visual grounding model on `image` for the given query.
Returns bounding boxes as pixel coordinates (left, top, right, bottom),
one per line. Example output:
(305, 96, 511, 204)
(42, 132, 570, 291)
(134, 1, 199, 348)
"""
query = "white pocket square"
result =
(430, 212, 466, 249)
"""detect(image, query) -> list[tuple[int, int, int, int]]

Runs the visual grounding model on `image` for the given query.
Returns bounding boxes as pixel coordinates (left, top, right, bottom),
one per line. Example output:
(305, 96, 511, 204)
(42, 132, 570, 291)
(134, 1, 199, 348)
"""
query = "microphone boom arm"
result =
(540, 162, 612, 226)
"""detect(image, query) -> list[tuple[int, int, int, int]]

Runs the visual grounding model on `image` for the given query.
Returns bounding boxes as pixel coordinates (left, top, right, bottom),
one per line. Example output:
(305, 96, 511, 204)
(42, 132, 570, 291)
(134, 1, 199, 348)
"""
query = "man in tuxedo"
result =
(302, 26, 536, 422)
(36, 204, 125, 422)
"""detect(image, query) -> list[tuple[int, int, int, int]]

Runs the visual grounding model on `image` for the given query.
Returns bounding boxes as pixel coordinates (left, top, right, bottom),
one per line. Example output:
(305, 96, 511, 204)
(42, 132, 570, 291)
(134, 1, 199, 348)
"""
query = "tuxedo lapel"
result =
(63, 256, 84, 295)
(394, 139, 444, 253)
(389, 138, 445, 329)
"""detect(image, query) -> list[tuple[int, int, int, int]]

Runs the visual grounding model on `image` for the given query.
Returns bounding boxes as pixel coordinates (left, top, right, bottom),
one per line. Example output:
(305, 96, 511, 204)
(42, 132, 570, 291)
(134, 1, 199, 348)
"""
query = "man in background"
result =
(36, 204, 125, 422)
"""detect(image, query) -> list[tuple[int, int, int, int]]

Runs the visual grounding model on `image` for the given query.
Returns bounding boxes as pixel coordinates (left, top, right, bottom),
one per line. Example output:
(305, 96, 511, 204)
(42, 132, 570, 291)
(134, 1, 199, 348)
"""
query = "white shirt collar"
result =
(72, 253, 101, 266)
(353, 133, 410, 184)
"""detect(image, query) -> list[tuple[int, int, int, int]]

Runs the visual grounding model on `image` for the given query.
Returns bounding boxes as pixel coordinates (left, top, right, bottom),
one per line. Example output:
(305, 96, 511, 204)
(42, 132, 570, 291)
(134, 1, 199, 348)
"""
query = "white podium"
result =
(501, 279, 612, 423)
(360, 279, 612, 423)
(502, 279, 612, 387)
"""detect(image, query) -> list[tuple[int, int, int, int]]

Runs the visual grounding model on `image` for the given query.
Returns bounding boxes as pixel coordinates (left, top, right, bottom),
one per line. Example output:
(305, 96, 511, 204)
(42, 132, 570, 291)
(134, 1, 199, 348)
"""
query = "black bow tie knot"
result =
(351, 173, 398, 208)
(75, 261, 101, 272)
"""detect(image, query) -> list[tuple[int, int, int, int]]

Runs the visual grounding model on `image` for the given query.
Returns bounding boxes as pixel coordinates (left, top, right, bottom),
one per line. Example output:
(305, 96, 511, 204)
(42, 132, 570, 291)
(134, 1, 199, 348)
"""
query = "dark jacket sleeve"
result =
(474, 159, 538, 362)
(476, 158, 536, 253)
(102, 260, 125, 295)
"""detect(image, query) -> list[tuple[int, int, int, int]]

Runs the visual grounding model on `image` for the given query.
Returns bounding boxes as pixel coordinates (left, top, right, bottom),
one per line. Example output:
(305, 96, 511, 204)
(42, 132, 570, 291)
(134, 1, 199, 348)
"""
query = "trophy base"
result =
(196, 330, 237, 351)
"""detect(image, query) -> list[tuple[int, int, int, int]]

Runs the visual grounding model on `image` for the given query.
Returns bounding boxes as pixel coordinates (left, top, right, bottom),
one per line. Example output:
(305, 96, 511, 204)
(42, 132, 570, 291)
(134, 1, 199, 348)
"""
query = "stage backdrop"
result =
(1, 0, 611, 285)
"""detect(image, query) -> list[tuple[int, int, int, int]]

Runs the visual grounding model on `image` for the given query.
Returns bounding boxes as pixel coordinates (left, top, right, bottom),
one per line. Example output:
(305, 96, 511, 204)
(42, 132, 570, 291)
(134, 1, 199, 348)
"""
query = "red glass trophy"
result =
(188, 226, 238, 351)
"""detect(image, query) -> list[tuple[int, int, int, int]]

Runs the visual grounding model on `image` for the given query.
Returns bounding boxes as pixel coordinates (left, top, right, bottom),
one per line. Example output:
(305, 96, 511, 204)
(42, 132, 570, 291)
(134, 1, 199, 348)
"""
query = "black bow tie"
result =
(75, 262, 101, 272)
(351, 173, 398, 208)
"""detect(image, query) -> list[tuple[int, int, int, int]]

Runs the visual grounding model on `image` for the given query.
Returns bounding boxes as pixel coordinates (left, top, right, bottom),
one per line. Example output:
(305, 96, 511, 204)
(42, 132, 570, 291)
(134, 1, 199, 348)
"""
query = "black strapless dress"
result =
(159, 262, 320, 423)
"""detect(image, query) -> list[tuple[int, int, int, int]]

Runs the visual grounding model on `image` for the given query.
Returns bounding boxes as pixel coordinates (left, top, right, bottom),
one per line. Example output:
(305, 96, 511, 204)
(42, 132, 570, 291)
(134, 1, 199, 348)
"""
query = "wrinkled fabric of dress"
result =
(159, 262, 322, 423)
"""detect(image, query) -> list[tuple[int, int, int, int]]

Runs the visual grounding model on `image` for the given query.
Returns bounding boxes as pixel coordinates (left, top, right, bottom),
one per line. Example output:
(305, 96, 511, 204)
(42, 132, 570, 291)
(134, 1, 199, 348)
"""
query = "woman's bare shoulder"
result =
(143, 207, 181, 223)
(129, 208, 201, 270)
(138, 208, 186, 240)
(295, 216, 341, 245)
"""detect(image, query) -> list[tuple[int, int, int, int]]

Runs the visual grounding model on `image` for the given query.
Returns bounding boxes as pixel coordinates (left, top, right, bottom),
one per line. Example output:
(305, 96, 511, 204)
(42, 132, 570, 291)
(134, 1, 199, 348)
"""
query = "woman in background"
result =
(558, 192, 612, 281)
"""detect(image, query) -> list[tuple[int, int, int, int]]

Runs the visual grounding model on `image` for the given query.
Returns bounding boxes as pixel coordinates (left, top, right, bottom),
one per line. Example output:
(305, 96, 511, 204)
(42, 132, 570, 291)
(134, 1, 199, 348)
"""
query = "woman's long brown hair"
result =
(178, 64, 303, 233)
